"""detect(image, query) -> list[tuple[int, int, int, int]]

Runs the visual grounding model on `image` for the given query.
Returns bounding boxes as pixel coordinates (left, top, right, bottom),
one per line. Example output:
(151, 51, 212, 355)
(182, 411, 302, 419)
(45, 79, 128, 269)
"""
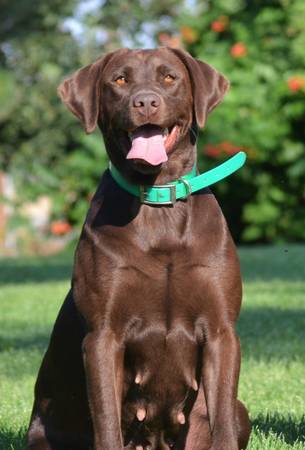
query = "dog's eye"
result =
(164, 74, 175, 83)
(115, 76, 127, 85)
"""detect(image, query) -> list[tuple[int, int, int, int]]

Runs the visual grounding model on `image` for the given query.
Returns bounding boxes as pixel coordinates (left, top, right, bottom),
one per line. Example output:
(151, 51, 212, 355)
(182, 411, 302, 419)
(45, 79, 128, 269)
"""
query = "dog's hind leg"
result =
(27, 410, 92, 450)
(27, 411, 53, 450)
(181, 387, 251, 450)
(236, 400, 251, 450)
(26, 290, 93, 450)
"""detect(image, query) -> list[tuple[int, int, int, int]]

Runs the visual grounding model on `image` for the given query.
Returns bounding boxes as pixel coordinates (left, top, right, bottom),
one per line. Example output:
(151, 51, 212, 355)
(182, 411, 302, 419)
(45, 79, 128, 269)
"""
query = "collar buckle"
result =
(179, 177, 192, 199)
(140, 184, 177, 206)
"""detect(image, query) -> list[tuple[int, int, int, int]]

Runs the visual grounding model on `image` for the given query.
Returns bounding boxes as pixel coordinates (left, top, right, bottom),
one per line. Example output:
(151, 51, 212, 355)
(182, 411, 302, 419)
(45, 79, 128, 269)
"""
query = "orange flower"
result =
(231, 42, 247, 58)
(211, 21, 225, 32)
(211, 16, 229, 33)
(167, 36, 182, 49)
(158, 33, 181, 48)
(180, 26, 198, 44)
(287, 76, 305, 92)
(50, 220, 72, 236)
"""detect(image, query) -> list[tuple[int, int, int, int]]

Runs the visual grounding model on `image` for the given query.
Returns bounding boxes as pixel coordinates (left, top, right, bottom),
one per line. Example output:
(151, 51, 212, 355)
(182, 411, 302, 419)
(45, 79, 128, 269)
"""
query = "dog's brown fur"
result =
(27, 47, 251, 450)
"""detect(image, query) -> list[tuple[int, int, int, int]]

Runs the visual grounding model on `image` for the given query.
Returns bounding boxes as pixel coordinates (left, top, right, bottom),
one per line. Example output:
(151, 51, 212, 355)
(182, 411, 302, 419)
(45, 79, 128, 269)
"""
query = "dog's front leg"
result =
(202, 324, 240, 450)
(82, 329, 124, 450)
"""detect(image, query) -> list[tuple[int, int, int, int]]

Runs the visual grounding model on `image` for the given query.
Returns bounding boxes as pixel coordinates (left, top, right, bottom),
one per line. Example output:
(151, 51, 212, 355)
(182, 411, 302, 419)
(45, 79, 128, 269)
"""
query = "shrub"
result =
(179, 0, 305, 242)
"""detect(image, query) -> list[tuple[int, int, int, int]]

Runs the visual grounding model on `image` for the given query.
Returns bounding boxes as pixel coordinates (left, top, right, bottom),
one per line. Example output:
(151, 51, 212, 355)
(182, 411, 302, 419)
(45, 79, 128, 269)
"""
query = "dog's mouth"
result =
(126, 124, 180, 167)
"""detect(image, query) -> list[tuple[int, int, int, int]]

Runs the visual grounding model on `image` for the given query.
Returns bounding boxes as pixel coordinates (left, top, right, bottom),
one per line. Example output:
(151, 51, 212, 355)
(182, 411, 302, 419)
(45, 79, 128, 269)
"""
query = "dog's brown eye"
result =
(115, 76, 127, 85)
(164, 74, 175, 83)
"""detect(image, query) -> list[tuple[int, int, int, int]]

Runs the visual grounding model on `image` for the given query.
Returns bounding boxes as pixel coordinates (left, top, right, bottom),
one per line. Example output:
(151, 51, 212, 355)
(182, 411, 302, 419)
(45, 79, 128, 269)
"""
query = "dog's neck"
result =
(103, 131, 197, 186)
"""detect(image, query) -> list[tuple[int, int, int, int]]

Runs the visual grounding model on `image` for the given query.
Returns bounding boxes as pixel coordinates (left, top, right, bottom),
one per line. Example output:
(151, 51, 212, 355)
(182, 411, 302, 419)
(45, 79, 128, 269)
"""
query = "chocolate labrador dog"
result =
(27, 47, 251, 450)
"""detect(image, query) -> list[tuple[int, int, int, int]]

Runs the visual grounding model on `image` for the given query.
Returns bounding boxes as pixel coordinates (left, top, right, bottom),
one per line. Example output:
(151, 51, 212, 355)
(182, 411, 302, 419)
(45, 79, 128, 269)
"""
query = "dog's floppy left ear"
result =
(58, 51, 117, 133)
(169, 48, 229, 128)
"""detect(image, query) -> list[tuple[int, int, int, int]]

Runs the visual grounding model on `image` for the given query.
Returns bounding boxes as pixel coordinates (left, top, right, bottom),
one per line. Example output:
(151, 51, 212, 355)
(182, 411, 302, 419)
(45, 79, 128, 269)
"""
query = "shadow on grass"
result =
(0, 252, 73, 285)
(239, 245, 305, 282)
(0, 332, 50, 352)
(238, 307, 305, 361)
(253, 413, 305, 445)
(0, 308, 304, 362)
(0, 245, 304, 284)
(2, 307, 302, 368)
(0, 426, 27, 450)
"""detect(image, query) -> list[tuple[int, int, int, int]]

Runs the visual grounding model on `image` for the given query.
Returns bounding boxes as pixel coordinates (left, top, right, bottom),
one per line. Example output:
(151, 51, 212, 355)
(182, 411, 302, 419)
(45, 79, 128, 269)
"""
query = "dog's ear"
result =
(57, 52, 116, 133)
(169, 48, 229, 128)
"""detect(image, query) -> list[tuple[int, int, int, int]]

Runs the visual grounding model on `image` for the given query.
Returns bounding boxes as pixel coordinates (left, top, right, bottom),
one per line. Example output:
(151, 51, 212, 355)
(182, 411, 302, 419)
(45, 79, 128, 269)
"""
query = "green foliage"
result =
(55, 133, 109, 223)
(0, 0, 185, 234)
(0, 0, 84, 227)
(179, 0, 305, 242)
(1, 0, 304, 242)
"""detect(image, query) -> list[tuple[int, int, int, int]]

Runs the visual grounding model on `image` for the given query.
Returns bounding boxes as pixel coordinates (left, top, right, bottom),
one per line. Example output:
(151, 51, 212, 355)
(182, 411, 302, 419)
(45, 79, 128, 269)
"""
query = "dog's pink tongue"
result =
(127, 126, 168, 166)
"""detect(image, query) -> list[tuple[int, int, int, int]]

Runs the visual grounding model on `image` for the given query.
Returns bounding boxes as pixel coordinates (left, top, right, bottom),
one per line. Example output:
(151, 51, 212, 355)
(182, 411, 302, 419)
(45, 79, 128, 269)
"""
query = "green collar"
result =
(109, 151, 246, 206)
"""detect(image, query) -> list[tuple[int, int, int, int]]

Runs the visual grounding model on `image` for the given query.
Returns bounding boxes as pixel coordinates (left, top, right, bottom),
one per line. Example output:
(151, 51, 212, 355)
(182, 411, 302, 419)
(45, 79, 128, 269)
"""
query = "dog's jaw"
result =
(101, 119, 195, 185)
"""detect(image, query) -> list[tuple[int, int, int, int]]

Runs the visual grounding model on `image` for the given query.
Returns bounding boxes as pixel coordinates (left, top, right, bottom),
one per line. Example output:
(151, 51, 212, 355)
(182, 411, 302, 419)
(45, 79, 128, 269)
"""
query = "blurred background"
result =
(1, 2, 305, 449)
(1, 0, 305, 256)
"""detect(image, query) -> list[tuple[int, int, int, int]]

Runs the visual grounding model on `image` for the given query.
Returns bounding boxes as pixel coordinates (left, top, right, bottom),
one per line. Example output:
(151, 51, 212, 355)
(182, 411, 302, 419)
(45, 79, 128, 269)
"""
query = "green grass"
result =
(0, 245, 305, 449)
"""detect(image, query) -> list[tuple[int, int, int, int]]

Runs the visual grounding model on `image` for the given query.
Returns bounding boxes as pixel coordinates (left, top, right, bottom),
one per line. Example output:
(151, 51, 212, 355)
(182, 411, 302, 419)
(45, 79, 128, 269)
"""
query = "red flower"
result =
(211, 16, 228, 33)
(231, 42, 247, 58)
(211, 21, 225, 33)
(287, 77, 305, 92)
(50, 221, 72, 236)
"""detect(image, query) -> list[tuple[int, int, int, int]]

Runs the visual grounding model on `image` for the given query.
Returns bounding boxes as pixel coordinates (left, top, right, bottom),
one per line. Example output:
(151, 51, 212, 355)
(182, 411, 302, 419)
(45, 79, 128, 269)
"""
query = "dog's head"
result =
(58, 47, 229, 176)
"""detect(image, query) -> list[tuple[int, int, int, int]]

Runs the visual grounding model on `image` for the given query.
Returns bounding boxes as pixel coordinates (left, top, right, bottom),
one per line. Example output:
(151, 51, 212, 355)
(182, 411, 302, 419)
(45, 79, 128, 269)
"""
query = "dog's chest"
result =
(76, 193, 228, 336)
(105, 240, 213, 346)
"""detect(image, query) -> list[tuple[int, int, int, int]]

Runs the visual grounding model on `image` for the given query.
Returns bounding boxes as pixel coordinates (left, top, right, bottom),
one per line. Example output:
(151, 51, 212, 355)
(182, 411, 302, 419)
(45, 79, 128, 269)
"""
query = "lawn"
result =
(0, 245, 304, 449)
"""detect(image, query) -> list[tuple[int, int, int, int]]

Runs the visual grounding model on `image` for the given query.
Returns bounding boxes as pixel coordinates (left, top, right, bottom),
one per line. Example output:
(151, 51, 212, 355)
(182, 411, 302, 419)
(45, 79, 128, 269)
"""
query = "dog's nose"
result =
(132, 92, 161, 117)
